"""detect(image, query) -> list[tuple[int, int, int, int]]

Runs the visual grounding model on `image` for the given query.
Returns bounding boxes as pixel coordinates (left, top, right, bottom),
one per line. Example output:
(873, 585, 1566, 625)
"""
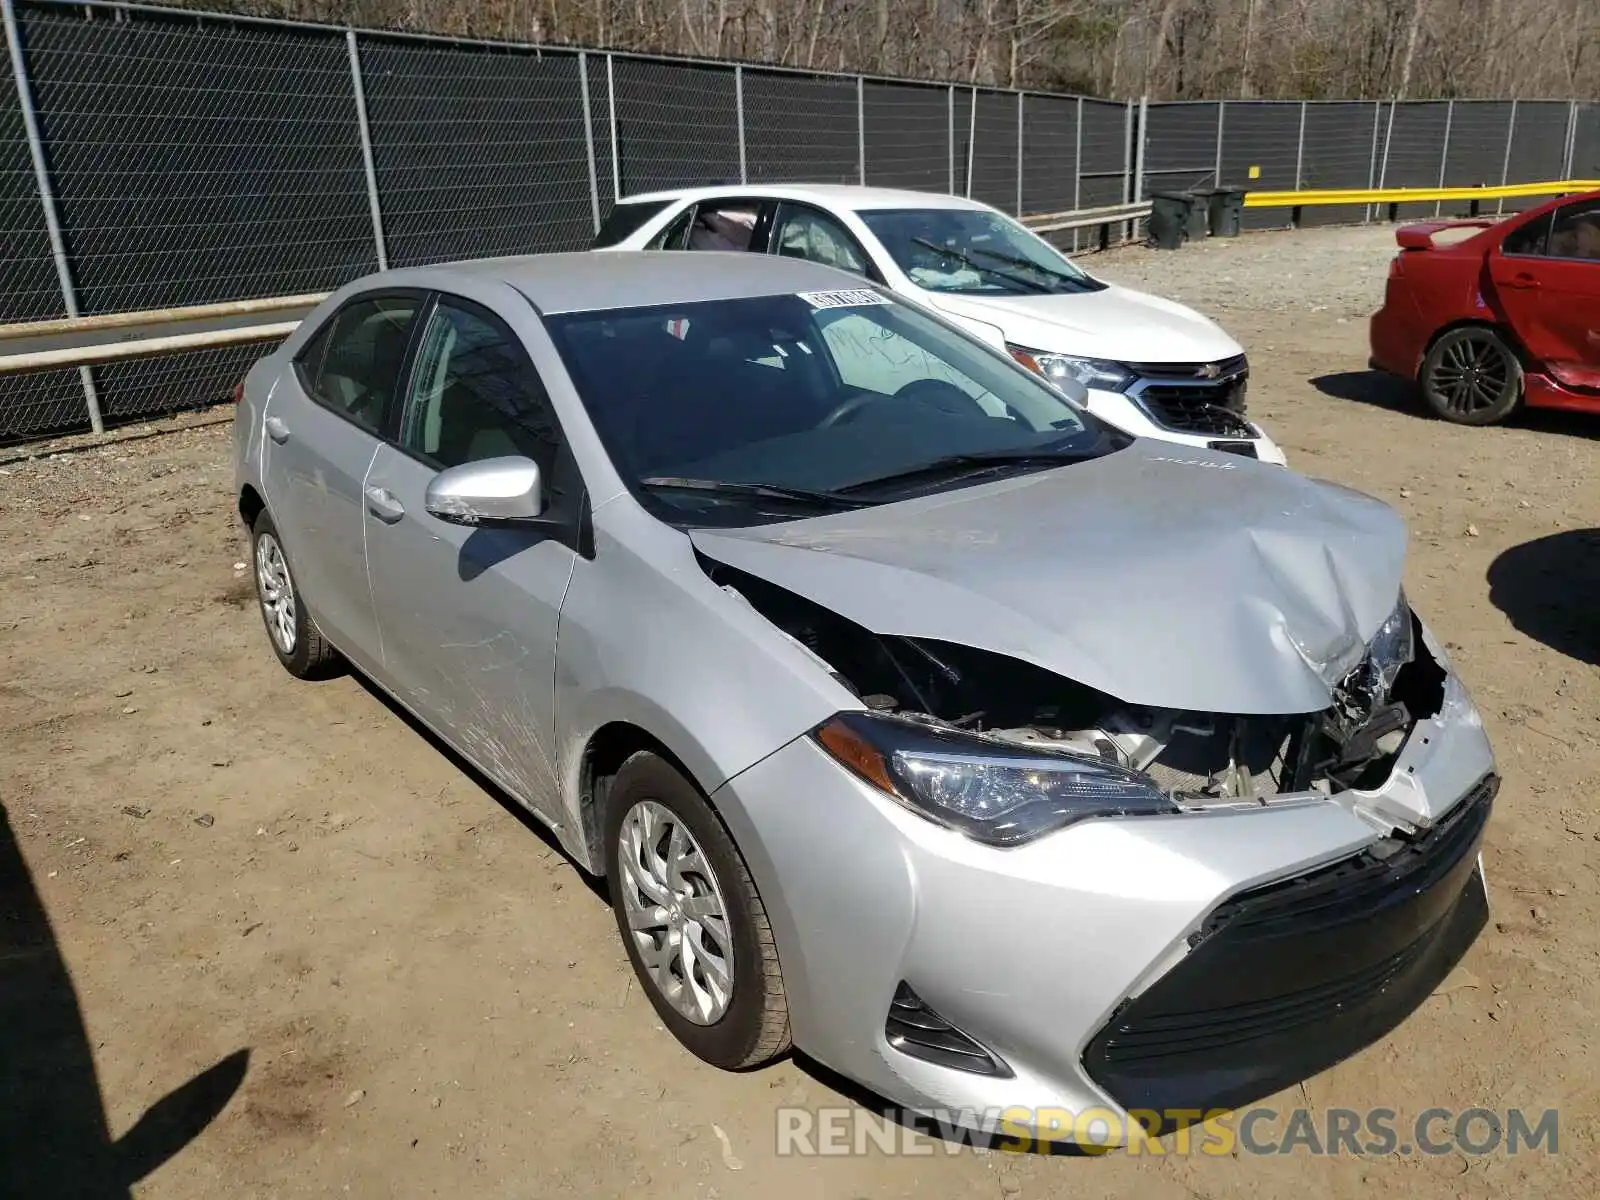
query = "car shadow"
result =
(1487, 530, 1600, 665)
(1313, 370, 1600, 441)
(1312, 369, 1420, 414)
(0, 803, 250, 1196)
(348, 673, 612, 907)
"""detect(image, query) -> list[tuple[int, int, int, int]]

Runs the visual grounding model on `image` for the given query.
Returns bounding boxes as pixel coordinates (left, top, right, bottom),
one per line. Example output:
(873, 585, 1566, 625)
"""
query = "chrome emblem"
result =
(1197, 362, 1221, 379)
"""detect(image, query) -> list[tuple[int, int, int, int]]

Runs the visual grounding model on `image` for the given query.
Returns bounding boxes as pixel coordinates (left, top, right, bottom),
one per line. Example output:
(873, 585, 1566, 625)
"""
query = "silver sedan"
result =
(233, 251, 1495, 1142)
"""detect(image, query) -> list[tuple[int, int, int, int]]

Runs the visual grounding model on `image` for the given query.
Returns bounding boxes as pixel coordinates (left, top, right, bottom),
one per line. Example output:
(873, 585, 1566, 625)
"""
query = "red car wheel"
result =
(1420, 327, 1523, 426)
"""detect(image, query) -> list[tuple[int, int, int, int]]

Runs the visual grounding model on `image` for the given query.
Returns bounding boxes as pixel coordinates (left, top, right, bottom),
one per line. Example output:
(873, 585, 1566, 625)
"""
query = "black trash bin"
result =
(1205, 187, 1246, 238)
(1148, 191, 1198, 250)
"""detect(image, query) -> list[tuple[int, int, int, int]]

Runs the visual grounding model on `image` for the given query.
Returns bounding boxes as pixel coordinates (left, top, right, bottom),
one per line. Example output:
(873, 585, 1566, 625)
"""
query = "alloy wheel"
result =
(617, 799, 735, 1025)
(1428, 332, 1513, 418)
(255, 532, 297, 655)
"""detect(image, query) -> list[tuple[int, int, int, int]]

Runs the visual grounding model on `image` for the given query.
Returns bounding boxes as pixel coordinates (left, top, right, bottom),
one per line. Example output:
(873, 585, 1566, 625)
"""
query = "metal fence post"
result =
(1122, 99, 1134, 242)
(1563, 99, 1578, 177)
(1214, 99, 1225, 185)
(947, 85, 955, 194)
(1377, 100, 1397, 191)
(1015, 92, 1024, 216)
(578, 51, 601, 232)
(1294, 100, 1307, 191)
(3, 0, 102, 433)
(1365, 101, 1382, 222)
(346, 31, 389, 268)
(857, 75, 866, 185)
(1497, 99, 1517, 215)
(965, 86, 977, 197)
(1434, 98, 1453, 217)
(735, 65, 747, 185)
(606, 53, 620, 202)
(1072, 95, 1083, 251)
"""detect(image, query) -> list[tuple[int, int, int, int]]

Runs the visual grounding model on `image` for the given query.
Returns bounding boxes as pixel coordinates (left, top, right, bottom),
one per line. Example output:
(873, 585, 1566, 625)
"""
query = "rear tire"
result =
(250, 509, 341, 679)
(1420, 326, 1522, 425)
(604, 751, 790, 1070)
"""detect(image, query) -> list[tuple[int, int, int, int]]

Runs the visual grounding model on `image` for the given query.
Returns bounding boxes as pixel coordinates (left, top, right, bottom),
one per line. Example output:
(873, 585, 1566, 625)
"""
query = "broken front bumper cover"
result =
(713, 664, 1494, 1141)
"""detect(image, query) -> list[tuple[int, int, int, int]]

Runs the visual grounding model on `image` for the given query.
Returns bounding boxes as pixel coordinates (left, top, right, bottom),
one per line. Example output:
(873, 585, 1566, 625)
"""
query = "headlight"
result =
(1007, 345, 1135, 393)
(813, 712, 1176, 847)
(1367, 589, 1415, 696)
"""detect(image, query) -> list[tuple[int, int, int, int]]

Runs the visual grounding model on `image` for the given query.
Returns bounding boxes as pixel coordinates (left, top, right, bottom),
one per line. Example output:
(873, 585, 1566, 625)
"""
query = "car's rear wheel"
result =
(604, 751, 790, 1069)
(250, 509, 340, 679)
(1420, 326, 1522, 425)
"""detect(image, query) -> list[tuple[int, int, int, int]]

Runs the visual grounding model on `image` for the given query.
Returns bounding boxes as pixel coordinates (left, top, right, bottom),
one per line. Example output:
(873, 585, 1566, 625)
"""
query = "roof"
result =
(423, 249, 874, 315)
(617, 182, 993, 214)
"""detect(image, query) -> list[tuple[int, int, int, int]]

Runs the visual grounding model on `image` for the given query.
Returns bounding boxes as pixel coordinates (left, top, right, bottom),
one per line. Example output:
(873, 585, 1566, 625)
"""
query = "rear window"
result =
(590, 200, 674, 248)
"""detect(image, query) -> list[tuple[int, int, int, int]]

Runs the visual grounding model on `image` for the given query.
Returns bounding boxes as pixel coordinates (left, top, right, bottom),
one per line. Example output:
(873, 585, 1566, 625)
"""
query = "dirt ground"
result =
(3, 224, 1598, 1199)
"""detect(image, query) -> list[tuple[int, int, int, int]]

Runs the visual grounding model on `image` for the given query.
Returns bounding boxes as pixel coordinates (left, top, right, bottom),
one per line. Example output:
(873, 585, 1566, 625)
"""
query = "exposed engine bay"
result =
(704, 555, 1448, 806)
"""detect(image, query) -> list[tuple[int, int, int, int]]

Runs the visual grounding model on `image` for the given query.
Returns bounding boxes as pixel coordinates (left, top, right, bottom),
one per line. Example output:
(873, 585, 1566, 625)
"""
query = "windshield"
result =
(859, 208, 1104, 296)
(545, 289, 1121, 526)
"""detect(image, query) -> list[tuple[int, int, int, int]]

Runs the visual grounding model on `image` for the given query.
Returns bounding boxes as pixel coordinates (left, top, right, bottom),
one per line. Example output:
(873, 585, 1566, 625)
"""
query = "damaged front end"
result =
(705, 555, 1449, 842)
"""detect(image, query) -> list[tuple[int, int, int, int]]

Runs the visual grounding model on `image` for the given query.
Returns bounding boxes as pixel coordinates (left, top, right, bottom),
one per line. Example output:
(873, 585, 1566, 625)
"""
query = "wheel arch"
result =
(238, 484, 267, 529)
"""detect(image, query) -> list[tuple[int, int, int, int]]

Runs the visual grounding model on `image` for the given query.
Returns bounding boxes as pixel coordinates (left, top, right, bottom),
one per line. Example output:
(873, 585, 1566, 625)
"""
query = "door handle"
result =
(264, 416, 291, 443)
(1506, 273, 1542, 290)
(364, 486, 406, 523)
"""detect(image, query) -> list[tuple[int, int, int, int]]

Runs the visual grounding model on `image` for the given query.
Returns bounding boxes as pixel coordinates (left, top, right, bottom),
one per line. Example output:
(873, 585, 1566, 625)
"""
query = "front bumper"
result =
(713, 665, 1493, 1140)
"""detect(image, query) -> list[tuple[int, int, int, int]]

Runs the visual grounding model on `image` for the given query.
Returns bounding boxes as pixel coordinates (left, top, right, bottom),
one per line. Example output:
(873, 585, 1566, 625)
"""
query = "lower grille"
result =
(1083, 775, 1496, 1113)
(1207, 439, 1258, 459)
(1137, 388, 1256, 437)
(886, 982, 1011, 1077)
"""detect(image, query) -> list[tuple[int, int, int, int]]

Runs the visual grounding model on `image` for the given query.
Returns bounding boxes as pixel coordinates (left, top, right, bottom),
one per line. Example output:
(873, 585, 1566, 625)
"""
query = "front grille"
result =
(1126, 354, 1248, 380)
(1137, 389, 1256, 436)
(886, 982, 1011, 1077)
(1083, 775, 1496, 1113)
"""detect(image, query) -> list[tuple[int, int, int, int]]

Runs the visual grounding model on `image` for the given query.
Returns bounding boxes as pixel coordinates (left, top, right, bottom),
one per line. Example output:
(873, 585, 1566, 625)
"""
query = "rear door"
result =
(260, 291, 423, 671)
(362, 293, 582, 819)
(1488, 200, 1600, 367)
(1530, 198, 1600, 370)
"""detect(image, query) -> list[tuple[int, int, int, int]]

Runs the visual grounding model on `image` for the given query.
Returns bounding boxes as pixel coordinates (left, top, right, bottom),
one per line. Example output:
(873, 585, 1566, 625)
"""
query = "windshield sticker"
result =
(666, 317, 691, 340)
(799, 288, 888, 310)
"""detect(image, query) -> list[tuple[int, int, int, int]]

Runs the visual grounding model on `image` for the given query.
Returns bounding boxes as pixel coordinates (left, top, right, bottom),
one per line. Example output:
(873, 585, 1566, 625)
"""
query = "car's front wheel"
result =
(604, 751, 790, 1069)
(1420, 326, 1522, 425)
(250, 508, 340, 679)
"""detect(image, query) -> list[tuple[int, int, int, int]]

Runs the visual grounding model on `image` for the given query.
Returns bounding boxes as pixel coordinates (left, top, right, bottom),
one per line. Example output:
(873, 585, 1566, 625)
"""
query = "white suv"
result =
(592, 184, 1287, 465)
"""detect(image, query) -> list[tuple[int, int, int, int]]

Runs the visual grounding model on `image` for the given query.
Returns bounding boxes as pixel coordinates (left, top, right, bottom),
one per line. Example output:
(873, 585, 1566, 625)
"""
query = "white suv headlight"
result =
(1008, 345, 1135, 393)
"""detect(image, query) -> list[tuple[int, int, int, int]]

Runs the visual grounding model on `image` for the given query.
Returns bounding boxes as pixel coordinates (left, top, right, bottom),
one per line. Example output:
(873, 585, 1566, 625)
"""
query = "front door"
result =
(1489, 198, 1600, 370)
(363, 294, 579, 820)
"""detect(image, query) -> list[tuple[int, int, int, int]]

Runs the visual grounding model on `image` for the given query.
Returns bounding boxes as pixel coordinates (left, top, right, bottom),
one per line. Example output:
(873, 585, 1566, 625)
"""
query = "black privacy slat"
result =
(612, 57, 738, 194)
(361, 38, 592, 266)
(744, 70, 857, 184)
(0, 52, 63, 323)
(20, 7, 376, 313)
(863, 82, 948, 193)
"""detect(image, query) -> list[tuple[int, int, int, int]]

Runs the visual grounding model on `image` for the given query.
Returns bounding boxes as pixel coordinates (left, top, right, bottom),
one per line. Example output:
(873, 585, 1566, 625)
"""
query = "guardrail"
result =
(1245, 178, 1600, 224)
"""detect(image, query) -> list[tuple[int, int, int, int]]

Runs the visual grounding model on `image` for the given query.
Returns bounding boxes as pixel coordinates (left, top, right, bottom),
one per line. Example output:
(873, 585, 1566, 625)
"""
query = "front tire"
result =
(1420, 326, 1522, 425)
(250, 509, 341, 679)
(604, 752, 790, 1070)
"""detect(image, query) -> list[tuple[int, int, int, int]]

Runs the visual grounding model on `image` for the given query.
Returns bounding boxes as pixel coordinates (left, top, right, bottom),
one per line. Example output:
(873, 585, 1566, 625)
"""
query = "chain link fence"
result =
(2, 0, 1597, 443)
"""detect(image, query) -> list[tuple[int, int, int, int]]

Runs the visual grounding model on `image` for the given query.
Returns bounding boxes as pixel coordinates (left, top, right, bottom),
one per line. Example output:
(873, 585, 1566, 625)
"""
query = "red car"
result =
(1370, 190, 1600, 424)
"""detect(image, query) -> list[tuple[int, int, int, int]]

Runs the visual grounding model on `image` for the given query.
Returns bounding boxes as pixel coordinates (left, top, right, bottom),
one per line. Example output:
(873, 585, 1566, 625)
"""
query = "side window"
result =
(685, 200, 762, 252)
(295, 295, 420, 433)
(647, 206, 694, 250)
(590, 199, 673, 248)
(1502, 211, 1552, 257)
(1547, 199, 1600, 261)
(399, 299, 562, 478)
(771, 203, 868, 275)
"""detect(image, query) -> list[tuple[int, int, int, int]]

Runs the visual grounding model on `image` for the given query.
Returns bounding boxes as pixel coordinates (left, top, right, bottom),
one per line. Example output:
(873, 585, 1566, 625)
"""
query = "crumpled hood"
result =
(925, 283, 1240, 364)
(690, 441, 1407, 715)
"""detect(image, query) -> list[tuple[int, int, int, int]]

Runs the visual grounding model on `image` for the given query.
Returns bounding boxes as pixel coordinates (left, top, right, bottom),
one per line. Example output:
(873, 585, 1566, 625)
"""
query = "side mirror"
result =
(425, 455, 544, 526)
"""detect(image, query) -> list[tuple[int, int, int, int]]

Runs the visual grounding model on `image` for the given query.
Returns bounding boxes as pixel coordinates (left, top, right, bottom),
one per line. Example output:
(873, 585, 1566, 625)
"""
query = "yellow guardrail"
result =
(1245, 179, 1600, 208)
